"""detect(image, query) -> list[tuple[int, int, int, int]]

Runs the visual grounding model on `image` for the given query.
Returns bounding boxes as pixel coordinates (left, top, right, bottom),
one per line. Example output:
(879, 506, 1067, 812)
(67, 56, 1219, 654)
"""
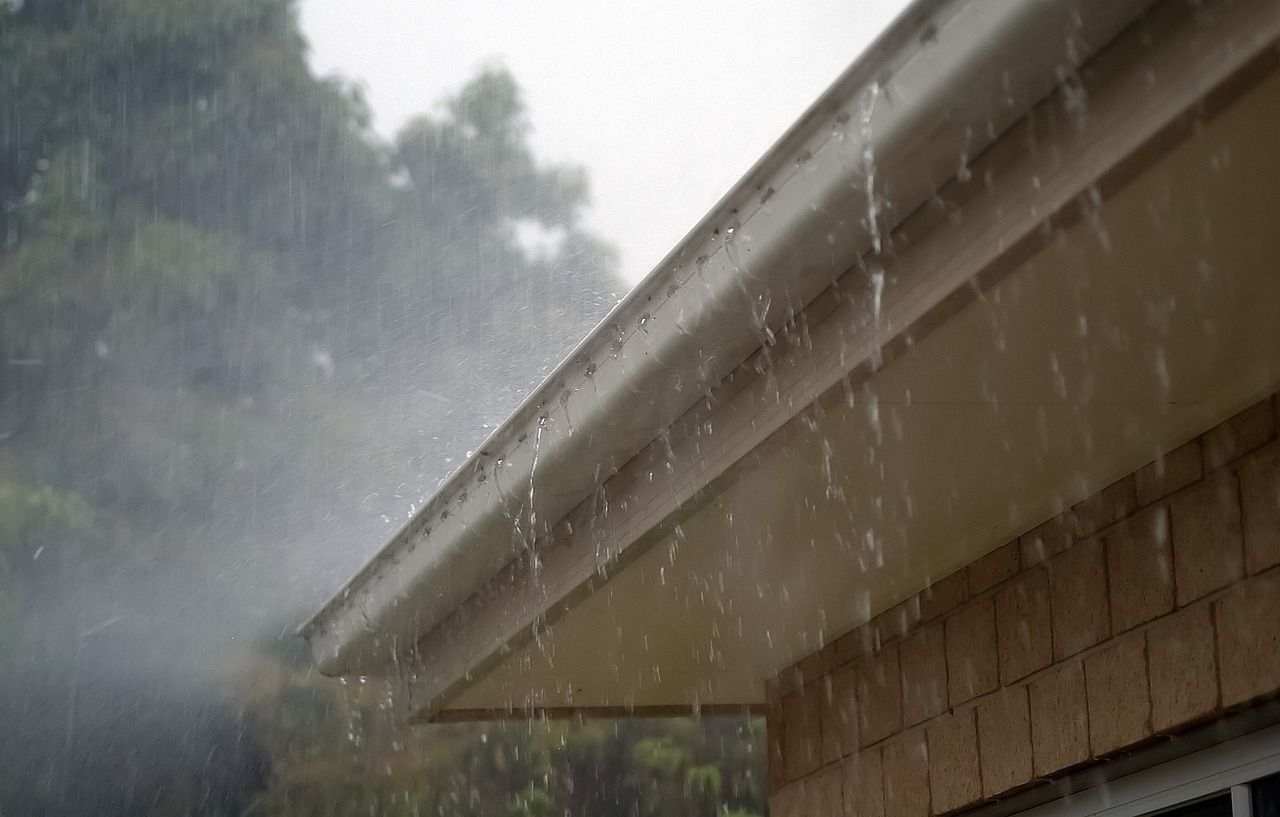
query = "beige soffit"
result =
(433, 52, 1280, 718)
(327, 0, 1280, 719)
(303, 0, 1158, 677)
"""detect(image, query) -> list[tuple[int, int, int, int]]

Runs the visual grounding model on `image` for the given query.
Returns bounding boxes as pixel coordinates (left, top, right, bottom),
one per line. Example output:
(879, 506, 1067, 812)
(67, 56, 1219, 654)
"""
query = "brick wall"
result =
(766, 394, 1280, 817)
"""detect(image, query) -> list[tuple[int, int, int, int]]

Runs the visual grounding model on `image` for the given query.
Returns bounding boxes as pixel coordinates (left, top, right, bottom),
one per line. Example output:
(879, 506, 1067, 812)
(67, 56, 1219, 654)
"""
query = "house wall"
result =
(766, 393, 1280, 816)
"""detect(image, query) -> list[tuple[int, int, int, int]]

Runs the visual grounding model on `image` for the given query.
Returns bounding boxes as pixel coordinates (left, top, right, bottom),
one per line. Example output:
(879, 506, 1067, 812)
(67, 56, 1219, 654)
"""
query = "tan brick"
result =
(978, 686, 1033, 798)
(882, 731, 929, 817)
(799, 644, 837, 685)
(1020, 513, 1073, 567)
(1136, 440, 1203, 506)
(1073, 476, 1137, 538)
(837, 624, 880, 666)
(920, 571, 968, 622)
(927, 710, 981, 813)
(900, 622, 947, 727)
(1148, 603, 1218, 733)
(811, 765, 845, 817)
(822, 641, 844, 671)
(783, 687, 823, 780)
(1216, 568, 1280, 707)
(968, 542, 1021, 595)
(794, 779, 817, 817)
(1171, 473, 1244, 605)
(1241, 443, 1280, 574)
(771, 784, 802, 817)
(1203, 398, 1275, 471)
(996, 567, 1052, 684)
(775, 664, 806, 698)
(823, 666, 860, 764)
(1049, 537, 1111, 659)
(876, 596, 922, 644)
(843, 749, 885, 817)
(946, 599, 999, 705)
(1104, 505, 1174, 633)
(1085, 633, 1151, 756)
(800, 778, 821, 817)
(856, 645, 903, 747)
(1030, 661, 1090, 776)
(767, 680, 788, 789)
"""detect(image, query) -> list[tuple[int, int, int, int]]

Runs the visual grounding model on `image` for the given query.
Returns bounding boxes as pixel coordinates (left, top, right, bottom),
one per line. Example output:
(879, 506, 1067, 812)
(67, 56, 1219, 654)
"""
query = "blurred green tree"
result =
(0, 1, 761, 815)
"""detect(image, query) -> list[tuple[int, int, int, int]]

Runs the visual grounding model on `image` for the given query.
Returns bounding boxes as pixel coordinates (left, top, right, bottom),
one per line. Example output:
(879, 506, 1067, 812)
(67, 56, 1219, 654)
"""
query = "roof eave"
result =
(303, 0, 1157, 676)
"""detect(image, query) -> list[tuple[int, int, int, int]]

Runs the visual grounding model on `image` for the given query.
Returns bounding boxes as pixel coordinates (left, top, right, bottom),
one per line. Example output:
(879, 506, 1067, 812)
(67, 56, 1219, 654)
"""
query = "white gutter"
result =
(303, 0, 1153, 675)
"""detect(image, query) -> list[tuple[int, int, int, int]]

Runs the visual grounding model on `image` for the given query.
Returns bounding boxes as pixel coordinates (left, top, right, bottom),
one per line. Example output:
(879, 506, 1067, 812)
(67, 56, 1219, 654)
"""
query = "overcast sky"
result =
(300, 0, 912, 284)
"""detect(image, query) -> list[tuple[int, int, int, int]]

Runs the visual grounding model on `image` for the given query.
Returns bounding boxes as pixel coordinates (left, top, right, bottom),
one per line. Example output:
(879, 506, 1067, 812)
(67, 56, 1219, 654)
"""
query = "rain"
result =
(4, 0, 1280, 816)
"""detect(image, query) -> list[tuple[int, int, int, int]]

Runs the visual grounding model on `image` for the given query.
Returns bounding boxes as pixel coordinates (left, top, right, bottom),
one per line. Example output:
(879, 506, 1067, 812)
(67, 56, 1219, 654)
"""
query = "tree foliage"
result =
(237, 653, 764, 817)
(0, 0, 761, 815)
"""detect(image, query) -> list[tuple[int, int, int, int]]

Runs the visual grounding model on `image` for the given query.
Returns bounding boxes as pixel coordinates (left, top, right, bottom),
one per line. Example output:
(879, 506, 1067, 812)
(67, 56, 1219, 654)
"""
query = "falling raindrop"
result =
(860, 81, 884, 253)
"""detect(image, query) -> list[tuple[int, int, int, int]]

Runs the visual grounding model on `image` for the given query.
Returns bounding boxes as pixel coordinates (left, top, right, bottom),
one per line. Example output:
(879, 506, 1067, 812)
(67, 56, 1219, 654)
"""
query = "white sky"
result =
(300, 0, 913, 284)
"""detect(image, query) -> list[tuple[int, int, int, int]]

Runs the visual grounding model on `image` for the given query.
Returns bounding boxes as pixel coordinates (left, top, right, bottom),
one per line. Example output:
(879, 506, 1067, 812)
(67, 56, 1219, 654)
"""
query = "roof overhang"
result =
(304, 0, 1280, 722)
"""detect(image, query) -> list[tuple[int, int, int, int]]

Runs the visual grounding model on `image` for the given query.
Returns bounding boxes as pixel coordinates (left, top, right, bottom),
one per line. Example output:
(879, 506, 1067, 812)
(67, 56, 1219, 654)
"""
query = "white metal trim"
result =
(1232, 785, 1255, 817)
(1023, 726, 1280, 817)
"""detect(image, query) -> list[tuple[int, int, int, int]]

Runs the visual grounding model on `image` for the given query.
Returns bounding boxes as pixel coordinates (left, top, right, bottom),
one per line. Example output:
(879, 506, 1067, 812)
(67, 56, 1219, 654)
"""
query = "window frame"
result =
(1022, 724, 1280, 817)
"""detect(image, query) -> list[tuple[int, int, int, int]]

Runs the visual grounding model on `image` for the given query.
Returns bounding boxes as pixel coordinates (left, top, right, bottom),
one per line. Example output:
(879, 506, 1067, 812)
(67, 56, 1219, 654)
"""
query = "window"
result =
(1022, 725, 1280, 817)
(1254, 771, 1280, 817)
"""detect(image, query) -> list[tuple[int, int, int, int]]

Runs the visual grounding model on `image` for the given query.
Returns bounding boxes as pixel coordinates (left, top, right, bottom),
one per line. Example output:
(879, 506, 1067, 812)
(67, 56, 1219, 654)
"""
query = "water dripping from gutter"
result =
(526, 415, 548, 573)
(860, 81, 883, 254)
(869, 261, 886, 369)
